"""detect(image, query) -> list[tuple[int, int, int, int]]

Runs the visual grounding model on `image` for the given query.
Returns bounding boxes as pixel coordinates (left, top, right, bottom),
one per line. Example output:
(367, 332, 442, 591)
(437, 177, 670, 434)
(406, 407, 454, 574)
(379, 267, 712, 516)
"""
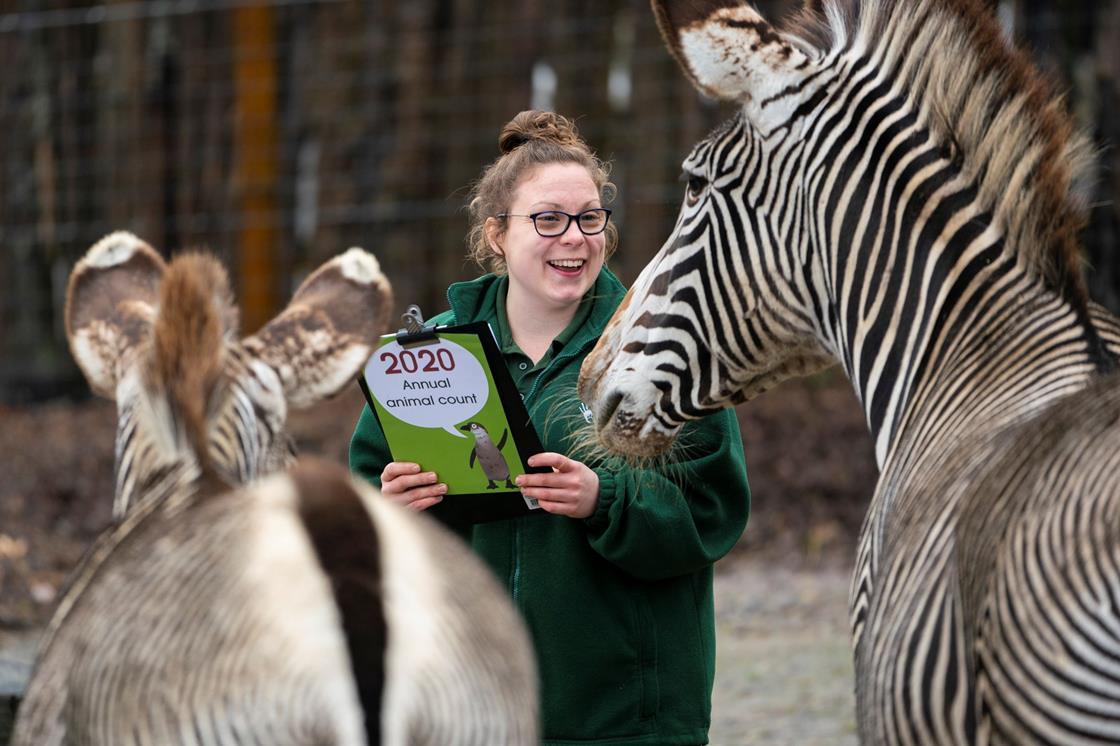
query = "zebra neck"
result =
(835, 253, 1109, 470)
(115, 459, 202, 518)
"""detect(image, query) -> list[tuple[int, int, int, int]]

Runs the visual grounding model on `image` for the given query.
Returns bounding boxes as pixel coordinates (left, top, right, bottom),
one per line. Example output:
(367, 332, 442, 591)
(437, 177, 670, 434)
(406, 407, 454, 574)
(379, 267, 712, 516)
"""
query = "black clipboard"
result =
(357, 308, 550, 525)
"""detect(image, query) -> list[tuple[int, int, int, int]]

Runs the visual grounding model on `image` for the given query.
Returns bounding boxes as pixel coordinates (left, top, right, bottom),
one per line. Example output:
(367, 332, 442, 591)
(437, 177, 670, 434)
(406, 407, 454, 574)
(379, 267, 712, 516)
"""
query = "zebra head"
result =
(66, 231, 393, 516)
(580, 0, 835, 457)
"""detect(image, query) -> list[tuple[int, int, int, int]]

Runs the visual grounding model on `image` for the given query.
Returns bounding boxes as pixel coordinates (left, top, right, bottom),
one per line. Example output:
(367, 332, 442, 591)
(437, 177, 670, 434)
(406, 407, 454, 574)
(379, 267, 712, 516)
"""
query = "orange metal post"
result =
(233, 3, 279, 333)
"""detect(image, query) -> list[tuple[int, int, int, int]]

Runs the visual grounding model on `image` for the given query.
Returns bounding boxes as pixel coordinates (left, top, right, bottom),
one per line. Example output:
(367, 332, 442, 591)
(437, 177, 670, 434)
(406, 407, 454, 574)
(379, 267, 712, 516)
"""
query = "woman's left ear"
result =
(484, 217, 504, 256)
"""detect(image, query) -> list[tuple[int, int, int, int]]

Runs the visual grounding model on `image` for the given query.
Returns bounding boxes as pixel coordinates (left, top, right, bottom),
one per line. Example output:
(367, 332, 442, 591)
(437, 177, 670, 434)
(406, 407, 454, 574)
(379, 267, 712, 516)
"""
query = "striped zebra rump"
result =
(18, 464, 375, 745)
(295, 458, 540, 746)
(17, 459, 538, 746)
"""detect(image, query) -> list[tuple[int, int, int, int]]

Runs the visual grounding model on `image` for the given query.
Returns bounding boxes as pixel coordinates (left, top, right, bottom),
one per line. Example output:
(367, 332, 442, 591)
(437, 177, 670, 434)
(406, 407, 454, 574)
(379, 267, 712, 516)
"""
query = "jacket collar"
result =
(446, 267, 627, 349)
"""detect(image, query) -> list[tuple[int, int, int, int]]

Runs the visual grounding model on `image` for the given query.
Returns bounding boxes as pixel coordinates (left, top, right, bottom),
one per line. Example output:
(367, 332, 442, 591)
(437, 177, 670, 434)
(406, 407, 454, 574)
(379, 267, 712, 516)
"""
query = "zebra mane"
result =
(149, 253, 239, 471)
(783, 0, 1094, 304)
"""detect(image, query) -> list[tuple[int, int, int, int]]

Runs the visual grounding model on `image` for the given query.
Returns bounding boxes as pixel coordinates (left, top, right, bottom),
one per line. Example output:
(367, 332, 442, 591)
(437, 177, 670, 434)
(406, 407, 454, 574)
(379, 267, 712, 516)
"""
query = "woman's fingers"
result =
(380, 461, 446, 507)
(382, 463, 435, 490)
(516, 473, 575, 493)
(518, 452, 580, 490)
(518, 453, 599, 520)
(537, 499, 574, 516)
(527, 452, 572, 471)
(402, 481, 448, 499)
(394, 471, 441, 492)
(384, 481, 446, 508)
(381, 461, 420, 479)
(405, 495, 445, 512)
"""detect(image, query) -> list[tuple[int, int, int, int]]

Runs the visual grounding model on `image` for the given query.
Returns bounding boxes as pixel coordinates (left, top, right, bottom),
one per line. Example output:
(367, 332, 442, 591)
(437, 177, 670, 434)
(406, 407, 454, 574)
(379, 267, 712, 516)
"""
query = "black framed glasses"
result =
(497, 208, 612, 237)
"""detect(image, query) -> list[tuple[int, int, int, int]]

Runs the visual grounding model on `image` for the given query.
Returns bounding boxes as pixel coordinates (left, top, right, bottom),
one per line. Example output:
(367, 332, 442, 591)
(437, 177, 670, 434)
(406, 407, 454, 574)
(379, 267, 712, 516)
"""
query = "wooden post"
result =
(233, 3, 279, 333)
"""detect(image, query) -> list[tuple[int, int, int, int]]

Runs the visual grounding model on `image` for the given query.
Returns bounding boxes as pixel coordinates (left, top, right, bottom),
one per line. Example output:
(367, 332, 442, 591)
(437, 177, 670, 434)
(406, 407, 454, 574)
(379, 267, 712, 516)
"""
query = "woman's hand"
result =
(380, 462, 447, 511)
(515, 452, 600, 519)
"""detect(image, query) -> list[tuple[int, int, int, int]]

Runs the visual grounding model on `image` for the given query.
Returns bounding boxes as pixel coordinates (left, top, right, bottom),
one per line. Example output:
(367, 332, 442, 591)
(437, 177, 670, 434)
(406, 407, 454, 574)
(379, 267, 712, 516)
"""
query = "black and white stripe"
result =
(581, 1, 1120, 742)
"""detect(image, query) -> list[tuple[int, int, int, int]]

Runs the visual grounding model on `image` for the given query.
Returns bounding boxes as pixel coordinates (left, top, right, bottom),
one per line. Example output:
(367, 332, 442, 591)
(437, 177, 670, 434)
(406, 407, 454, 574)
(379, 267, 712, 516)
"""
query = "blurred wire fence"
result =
(0, 0, 1117, 403)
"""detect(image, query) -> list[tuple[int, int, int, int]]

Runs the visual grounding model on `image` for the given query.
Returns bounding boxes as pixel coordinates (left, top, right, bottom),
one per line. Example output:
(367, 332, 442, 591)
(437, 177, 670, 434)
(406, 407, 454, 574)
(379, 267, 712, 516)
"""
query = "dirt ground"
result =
(712, 555, 857, 745)
(0, 369, 876, 741)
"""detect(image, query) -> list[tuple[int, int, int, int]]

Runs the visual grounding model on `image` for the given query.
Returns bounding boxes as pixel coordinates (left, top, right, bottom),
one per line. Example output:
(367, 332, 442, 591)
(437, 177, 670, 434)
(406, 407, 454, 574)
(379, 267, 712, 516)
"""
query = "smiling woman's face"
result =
(488, 162, 606, 316)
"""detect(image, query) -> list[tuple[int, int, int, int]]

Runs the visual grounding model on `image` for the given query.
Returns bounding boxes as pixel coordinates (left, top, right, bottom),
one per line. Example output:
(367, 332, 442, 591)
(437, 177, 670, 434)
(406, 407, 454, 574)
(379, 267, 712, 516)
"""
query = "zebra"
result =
(579, 0, 1120, 743)
(13, 232, 538, 745)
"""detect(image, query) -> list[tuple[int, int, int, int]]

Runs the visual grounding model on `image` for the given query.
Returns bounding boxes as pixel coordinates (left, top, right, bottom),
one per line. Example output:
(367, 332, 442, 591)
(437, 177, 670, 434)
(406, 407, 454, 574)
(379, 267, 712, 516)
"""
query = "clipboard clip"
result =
(395, 304, 440, 347)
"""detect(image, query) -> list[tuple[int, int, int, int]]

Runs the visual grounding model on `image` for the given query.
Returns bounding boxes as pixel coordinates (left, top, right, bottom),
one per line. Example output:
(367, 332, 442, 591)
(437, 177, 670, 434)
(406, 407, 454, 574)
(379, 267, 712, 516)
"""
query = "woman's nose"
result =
(559, 218, 583, 242)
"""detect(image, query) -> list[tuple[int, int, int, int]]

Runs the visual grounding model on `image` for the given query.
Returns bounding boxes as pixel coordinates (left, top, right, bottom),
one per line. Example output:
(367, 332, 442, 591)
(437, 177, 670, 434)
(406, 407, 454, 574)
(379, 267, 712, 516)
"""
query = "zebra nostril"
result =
(597, 390, 624, 430)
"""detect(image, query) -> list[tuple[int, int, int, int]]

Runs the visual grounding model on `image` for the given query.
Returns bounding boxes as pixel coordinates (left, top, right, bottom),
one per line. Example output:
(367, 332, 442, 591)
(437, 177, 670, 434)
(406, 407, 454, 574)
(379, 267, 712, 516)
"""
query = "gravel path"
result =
(711, 556, 857, 746)
(1, 557, 858, 745)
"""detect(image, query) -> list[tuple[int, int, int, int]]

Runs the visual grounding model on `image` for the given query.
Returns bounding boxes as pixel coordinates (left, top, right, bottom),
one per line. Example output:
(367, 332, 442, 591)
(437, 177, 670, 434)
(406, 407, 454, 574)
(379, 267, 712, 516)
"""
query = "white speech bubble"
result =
(364, 338, 489, 437)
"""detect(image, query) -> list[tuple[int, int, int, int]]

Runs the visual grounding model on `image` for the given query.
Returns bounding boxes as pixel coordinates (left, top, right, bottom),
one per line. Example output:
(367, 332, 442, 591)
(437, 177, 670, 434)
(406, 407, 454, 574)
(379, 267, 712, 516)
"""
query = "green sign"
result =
(358, 322, 547, 524)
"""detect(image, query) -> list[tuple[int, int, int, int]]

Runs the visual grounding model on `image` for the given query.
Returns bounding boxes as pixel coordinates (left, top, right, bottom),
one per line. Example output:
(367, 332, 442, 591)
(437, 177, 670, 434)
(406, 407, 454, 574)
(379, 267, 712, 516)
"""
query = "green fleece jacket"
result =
(350, 268, 750, 746)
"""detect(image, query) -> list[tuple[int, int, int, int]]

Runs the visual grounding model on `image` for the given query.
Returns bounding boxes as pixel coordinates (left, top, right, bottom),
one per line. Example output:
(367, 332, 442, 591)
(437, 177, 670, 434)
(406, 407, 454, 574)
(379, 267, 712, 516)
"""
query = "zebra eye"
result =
(684, 174, 708, 206)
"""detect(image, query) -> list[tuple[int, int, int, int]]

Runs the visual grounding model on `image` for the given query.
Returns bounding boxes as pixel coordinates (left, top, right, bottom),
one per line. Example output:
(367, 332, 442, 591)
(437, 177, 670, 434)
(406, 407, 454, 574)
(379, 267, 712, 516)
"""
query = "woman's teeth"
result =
(549, 259, 585, 269)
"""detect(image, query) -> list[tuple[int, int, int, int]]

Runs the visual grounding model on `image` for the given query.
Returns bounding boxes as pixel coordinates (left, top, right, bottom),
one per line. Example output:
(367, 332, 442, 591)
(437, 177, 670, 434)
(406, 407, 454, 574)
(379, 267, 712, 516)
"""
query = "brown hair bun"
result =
(498, 110, 582, 155)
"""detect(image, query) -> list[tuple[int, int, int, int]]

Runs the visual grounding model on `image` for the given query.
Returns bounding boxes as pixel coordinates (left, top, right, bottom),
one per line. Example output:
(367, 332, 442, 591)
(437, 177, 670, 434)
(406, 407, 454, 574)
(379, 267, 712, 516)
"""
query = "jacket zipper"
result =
(511, 339, 597, 604)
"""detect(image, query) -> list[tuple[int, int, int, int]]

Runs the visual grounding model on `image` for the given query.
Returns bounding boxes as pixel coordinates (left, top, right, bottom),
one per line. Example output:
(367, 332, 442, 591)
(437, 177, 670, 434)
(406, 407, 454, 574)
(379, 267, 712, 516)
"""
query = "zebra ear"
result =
(66, 232, 167, 399)
(652, 0, 812, 128)
(245, 248, 394, 408)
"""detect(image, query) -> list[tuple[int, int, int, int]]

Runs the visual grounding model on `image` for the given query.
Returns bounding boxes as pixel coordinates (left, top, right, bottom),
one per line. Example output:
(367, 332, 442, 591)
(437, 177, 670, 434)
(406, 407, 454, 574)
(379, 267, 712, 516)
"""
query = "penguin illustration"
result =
(459, 421, 516, 489)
